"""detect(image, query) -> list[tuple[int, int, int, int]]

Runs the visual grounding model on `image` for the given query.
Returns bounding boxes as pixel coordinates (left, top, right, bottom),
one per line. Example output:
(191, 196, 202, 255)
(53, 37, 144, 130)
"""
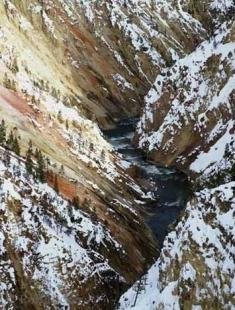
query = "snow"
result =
(210, 0, 235, 13)
(180, 262, 196, 282)
(118, 261, 180, 310)
(42, 11, 56, 36)
(19, 16, 33, 31)
(137, 20, 235, 182)
(0, 151, 123, 306)
(119, 182, 235, 309)
(113, 73, 134, 91)
(0, 0, 234, 307)
(78, 0, 206, 84)
(190, 120, 234, 173)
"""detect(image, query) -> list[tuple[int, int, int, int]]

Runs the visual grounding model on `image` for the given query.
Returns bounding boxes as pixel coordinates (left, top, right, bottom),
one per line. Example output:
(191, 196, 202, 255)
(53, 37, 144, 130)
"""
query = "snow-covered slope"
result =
(79, 0, 206, 78)
(136, 19, 235, 185)
(0, 153, 120, 308)
(0, 0, 165, 307)
(119, 3, 235, 309)
(0, 77, 158, 308)
(0, 0, 234, 308)
(0, 0, 209, 128)
(119, 181, 235, 309)
(0, 146, 157, 309)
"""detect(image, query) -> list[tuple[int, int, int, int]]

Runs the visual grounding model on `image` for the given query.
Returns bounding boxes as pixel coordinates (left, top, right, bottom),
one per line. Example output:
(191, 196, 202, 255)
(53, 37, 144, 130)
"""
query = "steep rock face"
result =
(1, 0, 207, 128)
(119, 181, 235, 309)
(0, 70, 156, 308)
(119, 2, 235, 309)
(0, 154, 121, 309)
(0, 0, 165, 308)
(0, 4, 212, 305)
(0, 148, 157, 309)
(0, 0, 234, 309)
(136, 17, 235, 185)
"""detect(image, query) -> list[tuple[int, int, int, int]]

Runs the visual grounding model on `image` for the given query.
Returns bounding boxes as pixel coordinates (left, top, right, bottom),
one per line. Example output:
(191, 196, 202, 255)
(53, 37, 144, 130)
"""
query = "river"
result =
(104, 118, 190, 247)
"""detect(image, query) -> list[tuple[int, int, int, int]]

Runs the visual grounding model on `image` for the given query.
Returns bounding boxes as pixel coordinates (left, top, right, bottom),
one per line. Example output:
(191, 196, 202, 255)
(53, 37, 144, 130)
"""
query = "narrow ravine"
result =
(104, 118, 190, 247)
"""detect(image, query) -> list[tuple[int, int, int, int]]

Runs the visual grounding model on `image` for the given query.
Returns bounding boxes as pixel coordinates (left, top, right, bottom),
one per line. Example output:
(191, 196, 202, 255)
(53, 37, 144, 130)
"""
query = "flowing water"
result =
(104, 119, 190, 247)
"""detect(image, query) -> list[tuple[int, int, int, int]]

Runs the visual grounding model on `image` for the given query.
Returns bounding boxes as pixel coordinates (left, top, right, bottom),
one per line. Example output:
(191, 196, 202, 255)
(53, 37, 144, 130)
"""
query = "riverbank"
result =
(104, 118, 191, 247)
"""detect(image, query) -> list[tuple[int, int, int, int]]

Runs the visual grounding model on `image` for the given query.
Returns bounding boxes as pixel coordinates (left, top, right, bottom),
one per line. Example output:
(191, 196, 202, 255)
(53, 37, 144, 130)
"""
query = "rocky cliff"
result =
(0, 0, 165, 308)
(0, 0, 234, 309)
(135, 4, 235, 186)
(0, 0, 208, 128)
(119, 1, 235, 309)
(119, 181, 235, 309)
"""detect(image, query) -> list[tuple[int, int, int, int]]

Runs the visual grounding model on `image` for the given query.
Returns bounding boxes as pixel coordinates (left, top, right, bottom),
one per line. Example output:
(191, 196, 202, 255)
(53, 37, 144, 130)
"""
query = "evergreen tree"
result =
(0, 177, 3, 189)
(31, 95, 36, 105)
(59, 164, 65, 175)
(11, 57, 19, 73)
(54, 175, 59, 193)
(25, 141, 34, 175)
(89, 142, 94, 152)
(45, 157, 50, 169)
(13, 136, 20, 156)
(100, 149, 105, 162)
(35, 149, 45, 182)
(11, 80, 16, 91)
(7, 130, 14, 151)
(65, 119, 69, 130)
(0, 120, 6, 145)
(3, 73, 11, 89)
(68, 202, 74, 222)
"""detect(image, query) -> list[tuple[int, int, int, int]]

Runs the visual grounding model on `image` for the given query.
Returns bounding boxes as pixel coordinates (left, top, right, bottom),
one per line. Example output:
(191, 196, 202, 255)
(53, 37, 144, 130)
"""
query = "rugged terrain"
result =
(0, 0, 208, 128)
(0, 0, 234, 309)
(119, 181, 235, 309)
(0, 0, 164, 308)
(136, 17, 235, 186)
(120, 1, 235, 309)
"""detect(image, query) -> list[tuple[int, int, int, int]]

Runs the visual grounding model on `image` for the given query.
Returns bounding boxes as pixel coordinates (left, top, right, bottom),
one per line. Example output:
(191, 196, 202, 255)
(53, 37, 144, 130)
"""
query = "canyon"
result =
(0, 0, 234, 309)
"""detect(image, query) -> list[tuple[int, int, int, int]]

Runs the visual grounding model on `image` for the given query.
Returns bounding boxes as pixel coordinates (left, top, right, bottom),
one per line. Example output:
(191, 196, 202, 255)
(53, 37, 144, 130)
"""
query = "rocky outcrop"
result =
(0, 149, 157, 309)
(136, 18, 235, 186)
(0, 0, 207, 128)
(119, 2, 235, 309)
(0, 0, 234, 309)
(119, 181, 235, 309)
(0, 0, 167, 307)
